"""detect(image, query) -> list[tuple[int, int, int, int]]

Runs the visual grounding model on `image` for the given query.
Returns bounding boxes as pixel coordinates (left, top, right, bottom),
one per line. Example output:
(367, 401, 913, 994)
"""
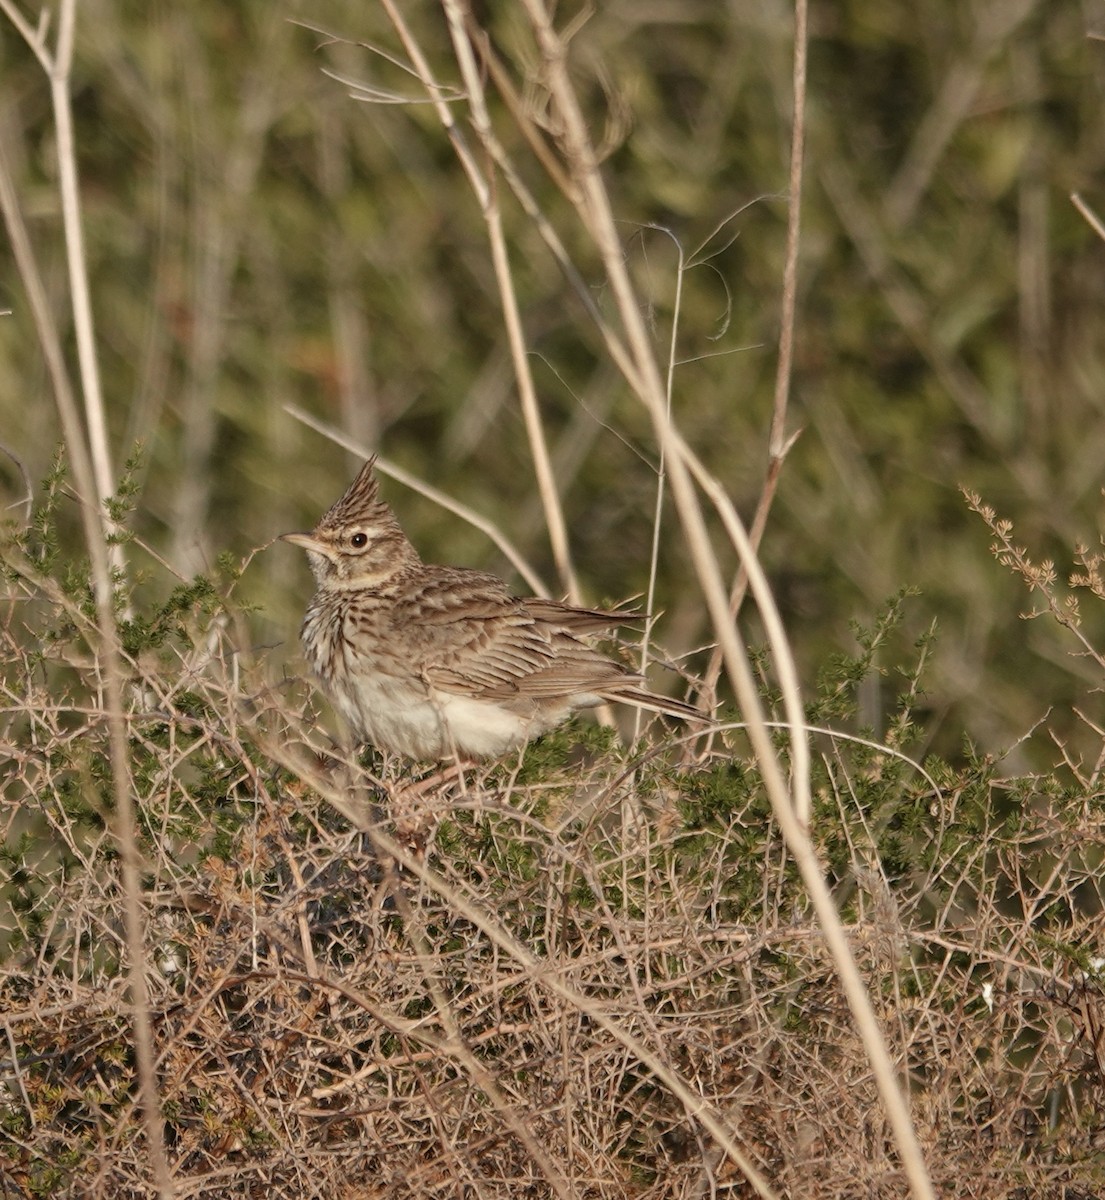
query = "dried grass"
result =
(3, 594, 1105, 1197)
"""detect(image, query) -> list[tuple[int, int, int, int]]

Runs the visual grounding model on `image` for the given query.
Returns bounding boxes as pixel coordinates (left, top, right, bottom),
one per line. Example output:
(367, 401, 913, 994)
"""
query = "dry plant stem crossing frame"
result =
(700, 0, 808, 708)
(634, 225, 683, 748)
(429, 2, 935, 1195)
(0, 1, 171, 1193)
(378, 0, 580, 605)
(1071, 191, 1105, 242)
(0, 0, 126, 583)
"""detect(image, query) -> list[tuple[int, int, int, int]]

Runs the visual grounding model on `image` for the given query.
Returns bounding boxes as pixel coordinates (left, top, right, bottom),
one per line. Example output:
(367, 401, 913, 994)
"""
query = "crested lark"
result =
(282, 458, 700, 762)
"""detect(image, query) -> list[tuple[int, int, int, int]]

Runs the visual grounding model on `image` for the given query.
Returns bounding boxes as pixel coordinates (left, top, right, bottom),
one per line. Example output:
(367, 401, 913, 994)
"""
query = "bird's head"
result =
(281, 457, 420, 589)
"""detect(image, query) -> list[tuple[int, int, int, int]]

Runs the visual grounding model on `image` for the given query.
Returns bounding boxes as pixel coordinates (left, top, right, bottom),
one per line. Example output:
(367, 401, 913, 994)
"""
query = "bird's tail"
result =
(605, 687, 707, 722)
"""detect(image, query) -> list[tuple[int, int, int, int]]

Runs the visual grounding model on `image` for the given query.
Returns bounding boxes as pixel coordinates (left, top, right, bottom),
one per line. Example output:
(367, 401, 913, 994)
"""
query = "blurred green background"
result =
(0, 1, 1101, 762)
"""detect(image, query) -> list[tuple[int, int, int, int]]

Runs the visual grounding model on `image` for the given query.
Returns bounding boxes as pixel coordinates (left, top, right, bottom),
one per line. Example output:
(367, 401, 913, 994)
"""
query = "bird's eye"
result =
(350, 532, 368, 549)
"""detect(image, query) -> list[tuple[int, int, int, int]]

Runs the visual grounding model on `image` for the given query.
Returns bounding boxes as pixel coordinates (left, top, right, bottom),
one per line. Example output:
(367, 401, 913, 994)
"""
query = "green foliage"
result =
(102, 446, 143, 533)
(810, 589, 918, 725)
(19, 450, 67, 575)
(118, 574, 220, 656)
(509, 715, 625, 787)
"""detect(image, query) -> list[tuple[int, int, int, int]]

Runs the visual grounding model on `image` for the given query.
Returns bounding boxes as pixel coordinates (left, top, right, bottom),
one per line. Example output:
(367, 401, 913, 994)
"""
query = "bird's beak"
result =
(280, 531, 326, 554)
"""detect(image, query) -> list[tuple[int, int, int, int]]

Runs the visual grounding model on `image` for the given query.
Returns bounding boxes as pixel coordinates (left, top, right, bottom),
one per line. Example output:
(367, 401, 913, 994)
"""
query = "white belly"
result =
(330, 668, 567, 760)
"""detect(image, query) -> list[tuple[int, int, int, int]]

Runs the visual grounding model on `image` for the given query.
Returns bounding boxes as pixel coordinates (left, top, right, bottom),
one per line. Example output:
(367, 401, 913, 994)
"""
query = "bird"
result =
(281, 457, 702, 762)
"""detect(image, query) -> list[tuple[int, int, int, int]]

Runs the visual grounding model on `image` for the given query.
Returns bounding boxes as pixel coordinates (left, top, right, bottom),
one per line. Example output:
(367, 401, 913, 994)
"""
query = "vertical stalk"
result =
(0, 2, 172, 1191)
(51, 0, 125, 577)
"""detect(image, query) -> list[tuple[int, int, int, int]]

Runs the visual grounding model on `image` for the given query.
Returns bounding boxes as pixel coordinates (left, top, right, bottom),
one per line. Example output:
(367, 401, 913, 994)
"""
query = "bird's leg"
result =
(389, 757, 473, 859)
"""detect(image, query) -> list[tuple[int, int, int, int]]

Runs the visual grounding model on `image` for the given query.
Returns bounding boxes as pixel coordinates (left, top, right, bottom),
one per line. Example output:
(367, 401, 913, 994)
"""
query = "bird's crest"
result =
(318, 456, 388, 529)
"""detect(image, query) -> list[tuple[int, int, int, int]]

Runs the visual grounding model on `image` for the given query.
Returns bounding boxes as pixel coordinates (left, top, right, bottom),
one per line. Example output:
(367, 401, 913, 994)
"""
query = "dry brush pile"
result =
(3, 535, 1105, 1197)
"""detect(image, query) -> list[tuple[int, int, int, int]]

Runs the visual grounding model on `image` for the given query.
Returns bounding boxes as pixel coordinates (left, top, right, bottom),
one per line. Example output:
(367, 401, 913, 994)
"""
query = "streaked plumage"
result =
(282, 458, 699, 761)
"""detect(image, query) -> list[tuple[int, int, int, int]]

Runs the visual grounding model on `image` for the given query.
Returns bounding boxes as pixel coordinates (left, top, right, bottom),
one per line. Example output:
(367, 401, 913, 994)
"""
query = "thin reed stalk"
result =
(511, 2, 935, 1194)
(378, 0, 580, 602)
(0, 2, 171, 1192)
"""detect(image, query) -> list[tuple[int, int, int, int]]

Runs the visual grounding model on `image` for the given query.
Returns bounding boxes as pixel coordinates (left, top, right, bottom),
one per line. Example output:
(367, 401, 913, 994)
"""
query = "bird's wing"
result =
(399, 569, 638, 702)
(521, 598, 645, 636)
